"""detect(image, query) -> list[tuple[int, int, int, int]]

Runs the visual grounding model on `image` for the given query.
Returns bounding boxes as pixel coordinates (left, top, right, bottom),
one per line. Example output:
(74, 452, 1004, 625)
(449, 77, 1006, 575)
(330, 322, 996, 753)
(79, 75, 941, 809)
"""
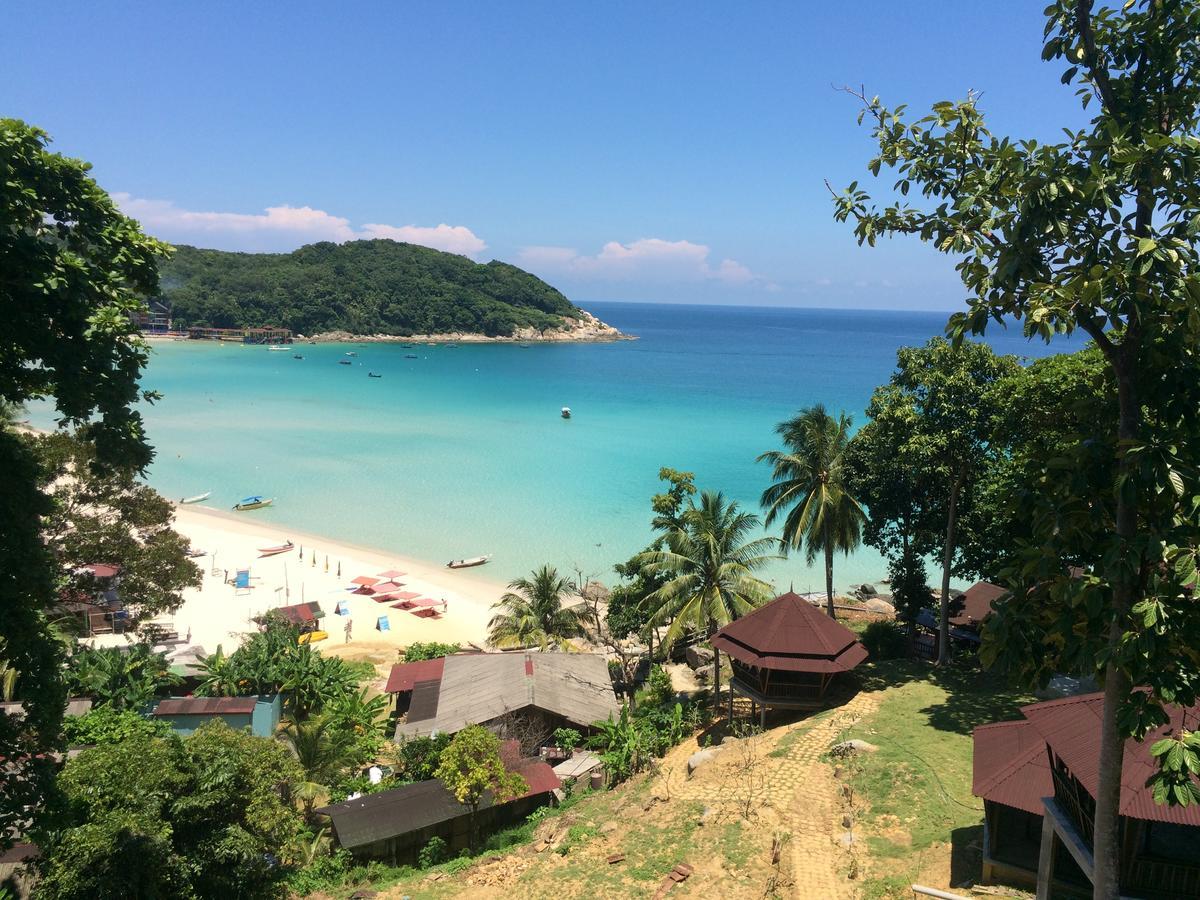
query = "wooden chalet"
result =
(973, 692, 1200, 898)
(711, 591, 868, 726)
(316, 741, 560, 863)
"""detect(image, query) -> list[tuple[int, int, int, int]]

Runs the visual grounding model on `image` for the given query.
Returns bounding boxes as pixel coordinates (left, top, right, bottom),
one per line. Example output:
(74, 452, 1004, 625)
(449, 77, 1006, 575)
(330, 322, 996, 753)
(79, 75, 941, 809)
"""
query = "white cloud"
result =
(517, 237, 762, 285)
(359, 222, 487, 257)
(112, 193, 487, 257)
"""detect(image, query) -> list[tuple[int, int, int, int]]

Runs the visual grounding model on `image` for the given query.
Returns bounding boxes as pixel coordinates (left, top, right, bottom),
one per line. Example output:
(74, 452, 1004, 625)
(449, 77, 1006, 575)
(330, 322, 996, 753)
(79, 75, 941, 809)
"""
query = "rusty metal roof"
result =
(385, 657, 446, 694)
(710, 592, 868, 673)
(949, 581, 1009, 627)
(972, 692, 1200, 825)
(152, 697, 257, 716)
(972, 719, 1051, 815)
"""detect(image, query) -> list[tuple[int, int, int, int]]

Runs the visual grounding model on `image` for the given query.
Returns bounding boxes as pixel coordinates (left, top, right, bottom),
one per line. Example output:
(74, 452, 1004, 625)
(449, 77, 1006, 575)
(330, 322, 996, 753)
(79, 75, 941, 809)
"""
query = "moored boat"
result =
(293, 354, 304, 359)
(338, 359, 352, 365)
(447, 554, 491, 569)
(345, 351, 357, 357)
(233, 495, 273, 511)
(404, 354, 418, 359)
(257, 539, 294, 557)
(561, 406, 572, 419)
(368, 372, 382, 378)
(267, 345, 292, 351)
(180, 491, 211, 504)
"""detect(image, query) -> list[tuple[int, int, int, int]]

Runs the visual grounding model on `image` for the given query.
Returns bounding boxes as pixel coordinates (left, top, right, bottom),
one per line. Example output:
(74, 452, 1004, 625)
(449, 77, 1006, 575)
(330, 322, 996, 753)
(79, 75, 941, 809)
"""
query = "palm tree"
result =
(637, 490, 778, 705)
(487, 565, 587, 650)
(280, 716, 349, 785)
(758, 404, 865, 618)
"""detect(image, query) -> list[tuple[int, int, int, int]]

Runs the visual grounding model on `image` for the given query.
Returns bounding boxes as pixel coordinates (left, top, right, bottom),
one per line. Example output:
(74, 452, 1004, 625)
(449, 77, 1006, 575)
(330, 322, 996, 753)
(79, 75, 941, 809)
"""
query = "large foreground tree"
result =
(830, 3, 1200, 895)
(0, 118, 168, 847)
(759, 404, 864, 618)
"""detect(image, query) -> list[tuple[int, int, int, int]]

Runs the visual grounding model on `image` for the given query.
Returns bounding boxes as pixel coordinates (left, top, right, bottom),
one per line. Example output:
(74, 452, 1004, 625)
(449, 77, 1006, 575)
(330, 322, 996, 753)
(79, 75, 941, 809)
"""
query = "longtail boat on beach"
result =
(447, 554, 491, 569)
(233, 495, 273, 511)
(180, 491, 211, 504)
(257, 540, 294, 557)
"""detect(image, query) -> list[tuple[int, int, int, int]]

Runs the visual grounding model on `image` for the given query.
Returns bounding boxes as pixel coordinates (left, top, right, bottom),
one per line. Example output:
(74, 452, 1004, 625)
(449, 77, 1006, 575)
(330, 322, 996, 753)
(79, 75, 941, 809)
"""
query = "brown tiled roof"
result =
(972, 719, 1051, 815)
(385, 657, 445, 694)
(710, 592, 868, 673)
(972, 692, 1200, 825)
(949, 581, 1009, 627)
(152, 697, 256, 716)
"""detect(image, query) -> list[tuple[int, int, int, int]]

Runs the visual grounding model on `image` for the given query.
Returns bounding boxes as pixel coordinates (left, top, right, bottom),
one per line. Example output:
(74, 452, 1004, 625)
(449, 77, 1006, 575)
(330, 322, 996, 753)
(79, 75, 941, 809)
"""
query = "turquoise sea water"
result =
(31, 303, 1080, 592)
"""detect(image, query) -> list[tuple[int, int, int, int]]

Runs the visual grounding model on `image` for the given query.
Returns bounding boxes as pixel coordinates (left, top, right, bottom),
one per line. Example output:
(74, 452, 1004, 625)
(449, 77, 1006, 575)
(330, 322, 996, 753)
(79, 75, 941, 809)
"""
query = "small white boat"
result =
(267, 345, 292, 351)
(447, 554, 491, 569)
(180, 491, 211, 504)
(345, 351, 358, 357)
(561, 407, 572, 419)
(233, 495, 274, 511)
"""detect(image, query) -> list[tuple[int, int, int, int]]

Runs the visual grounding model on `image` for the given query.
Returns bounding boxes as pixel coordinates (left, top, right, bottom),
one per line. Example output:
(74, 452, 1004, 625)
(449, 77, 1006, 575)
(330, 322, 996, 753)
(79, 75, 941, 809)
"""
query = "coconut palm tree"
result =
(487, 565, 586, 650)
(637, 490, 778, 704)
(758, 404, 865, 619)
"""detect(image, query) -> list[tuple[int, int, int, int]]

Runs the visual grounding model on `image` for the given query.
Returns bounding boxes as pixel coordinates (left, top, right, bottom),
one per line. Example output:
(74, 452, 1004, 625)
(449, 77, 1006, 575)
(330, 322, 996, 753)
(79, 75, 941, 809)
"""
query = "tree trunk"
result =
(825, 543, 836, 619)
(710, 622, 722, 712)
(938, 464, 966, 666)
(1093, 361, 1139, 900)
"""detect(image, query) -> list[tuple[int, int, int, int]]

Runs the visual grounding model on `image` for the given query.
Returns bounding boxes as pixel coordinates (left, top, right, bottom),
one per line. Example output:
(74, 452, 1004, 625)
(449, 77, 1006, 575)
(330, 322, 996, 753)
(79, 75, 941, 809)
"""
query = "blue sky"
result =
(5, 1, 1087, 309)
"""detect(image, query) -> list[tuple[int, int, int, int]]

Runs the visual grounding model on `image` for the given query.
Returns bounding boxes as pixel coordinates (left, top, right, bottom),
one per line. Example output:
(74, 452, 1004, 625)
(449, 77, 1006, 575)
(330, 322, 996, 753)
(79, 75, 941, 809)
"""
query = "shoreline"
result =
(153, 503, 509, 657)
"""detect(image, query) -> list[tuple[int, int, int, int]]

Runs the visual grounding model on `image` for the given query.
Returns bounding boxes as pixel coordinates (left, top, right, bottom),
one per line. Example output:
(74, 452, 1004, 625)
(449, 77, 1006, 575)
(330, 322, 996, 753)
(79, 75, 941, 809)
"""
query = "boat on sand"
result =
(180, 491, 211, 504)
(447, 554, 491, 569)
(257, 540, 294, 557)
(233, 495, 273, 511)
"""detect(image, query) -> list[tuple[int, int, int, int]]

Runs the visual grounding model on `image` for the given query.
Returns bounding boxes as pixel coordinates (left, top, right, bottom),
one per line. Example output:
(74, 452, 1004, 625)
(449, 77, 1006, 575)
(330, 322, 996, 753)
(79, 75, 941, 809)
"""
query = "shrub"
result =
(551, 727, 581, 750)
(62, 706, 173, 746)
(644, 665, 674, 706)
(393, 733, 451, 782)
(401, 642, 461, 662)
(286, 849, 353, 894)
(418, 836, 448, 868)
(860, 621, 908, 661)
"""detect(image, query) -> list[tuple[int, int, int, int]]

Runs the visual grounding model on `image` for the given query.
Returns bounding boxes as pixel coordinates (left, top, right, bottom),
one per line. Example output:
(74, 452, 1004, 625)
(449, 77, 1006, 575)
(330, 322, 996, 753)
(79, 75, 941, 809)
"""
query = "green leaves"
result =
(1147, 731, 1200, 807)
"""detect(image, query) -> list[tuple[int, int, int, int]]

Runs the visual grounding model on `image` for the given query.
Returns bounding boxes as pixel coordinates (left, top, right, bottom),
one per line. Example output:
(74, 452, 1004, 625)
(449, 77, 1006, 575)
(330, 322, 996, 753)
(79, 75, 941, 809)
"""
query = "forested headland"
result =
(159, 240, 620, 339)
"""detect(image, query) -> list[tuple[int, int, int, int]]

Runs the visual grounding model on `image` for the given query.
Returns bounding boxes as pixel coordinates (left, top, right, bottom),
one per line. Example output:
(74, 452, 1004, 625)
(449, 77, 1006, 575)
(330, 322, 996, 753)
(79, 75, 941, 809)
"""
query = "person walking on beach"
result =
(344, 618, 353, 643)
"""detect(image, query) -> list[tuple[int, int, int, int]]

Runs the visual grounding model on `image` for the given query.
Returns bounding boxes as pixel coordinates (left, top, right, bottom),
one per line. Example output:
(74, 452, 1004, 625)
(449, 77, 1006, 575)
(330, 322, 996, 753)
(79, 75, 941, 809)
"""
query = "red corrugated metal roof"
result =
(385, 657, 446, 694)
(949, 581, 1009, 627)
(513, 758, 561, 795)
(973, 692, 1200, 825)
(972, 719, 1051, 815)
(77, 563, 121, 579)
(274, 603, 315, 624)
(710, 592, 868, 673)
(152, 697, 256, 716)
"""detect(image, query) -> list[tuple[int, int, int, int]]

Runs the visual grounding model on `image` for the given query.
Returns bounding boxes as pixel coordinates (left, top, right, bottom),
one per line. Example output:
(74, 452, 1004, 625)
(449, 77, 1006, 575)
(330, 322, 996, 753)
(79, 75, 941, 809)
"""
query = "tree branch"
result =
(1074, 0, 1119, 114)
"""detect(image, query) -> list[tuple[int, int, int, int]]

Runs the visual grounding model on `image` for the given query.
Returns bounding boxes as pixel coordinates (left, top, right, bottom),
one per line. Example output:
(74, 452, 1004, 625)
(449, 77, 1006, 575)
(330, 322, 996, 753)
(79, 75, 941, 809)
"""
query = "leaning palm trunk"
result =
(708, 621, 721, 712)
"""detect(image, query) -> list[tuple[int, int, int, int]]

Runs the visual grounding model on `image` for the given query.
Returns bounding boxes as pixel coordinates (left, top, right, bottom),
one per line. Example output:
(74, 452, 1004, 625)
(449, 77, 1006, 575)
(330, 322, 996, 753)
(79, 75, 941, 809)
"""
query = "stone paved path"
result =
(661, 690, 881, 899)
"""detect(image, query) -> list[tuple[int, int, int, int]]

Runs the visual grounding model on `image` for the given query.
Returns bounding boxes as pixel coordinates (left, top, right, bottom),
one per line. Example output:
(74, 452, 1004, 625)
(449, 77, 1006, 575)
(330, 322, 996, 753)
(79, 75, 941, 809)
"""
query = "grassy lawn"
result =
(833, 659, 1035, 897)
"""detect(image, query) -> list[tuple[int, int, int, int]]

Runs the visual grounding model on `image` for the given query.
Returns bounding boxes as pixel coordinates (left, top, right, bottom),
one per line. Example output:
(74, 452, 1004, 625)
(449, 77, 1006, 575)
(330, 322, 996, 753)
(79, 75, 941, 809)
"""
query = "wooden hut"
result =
(711, 591, 868, 726)
(973, 692, 1200, 898)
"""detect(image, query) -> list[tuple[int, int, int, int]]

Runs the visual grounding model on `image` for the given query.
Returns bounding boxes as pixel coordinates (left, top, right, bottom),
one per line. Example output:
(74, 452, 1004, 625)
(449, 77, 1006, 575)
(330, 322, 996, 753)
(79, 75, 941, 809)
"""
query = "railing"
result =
(1126, 857, 1200, 897)
(1050, 759, 1095, 849)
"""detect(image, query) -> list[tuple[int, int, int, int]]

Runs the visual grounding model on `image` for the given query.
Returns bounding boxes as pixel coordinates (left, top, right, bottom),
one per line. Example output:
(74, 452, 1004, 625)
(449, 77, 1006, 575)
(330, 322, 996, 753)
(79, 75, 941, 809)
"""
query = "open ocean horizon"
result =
(31, 301, 1082, 593)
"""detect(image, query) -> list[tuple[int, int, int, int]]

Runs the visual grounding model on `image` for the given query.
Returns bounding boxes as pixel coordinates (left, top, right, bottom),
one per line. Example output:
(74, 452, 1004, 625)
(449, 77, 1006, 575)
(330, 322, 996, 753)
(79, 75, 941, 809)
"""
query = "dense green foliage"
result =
(34, 722, 306, 899)
(61, 705, 174, 746)
(32, 431, 202, 625)
(844, 338, 1019, 662)
(759, 404, 865, 617)
(833, 2, 1200, 889)
(858, 621, 908, 662)
(65, 644, 180, 711)
(587, 697, 703, 784)
(196, 619, 358, 719)
(399, 641, 462, 662)
(161, 241, 585, 337)
(0, 119, 166, 846)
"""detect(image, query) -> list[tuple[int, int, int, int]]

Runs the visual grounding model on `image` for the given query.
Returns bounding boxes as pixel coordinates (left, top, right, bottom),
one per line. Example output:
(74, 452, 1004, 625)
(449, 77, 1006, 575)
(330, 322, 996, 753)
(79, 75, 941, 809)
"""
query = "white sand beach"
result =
(155, 504, 506, 657)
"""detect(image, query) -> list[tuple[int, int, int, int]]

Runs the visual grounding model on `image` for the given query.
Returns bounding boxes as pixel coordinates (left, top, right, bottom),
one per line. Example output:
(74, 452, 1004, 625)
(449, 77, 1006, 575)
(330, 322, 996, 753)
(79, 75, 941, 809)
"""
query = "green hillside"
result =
(158, 240, 586, 337)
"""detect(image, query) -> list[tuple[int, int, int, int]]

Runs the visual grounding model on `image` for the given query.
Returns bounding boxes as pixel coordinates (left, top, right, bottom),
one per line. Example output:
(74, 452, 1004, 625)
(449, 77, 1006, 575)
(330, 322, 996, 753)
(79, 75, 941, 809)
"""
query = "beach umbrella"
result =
(377, 569, 406, 579)
(324, 555, 329, 572)
(350, 576, 379, 587)
(337, 561, 341, 577)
